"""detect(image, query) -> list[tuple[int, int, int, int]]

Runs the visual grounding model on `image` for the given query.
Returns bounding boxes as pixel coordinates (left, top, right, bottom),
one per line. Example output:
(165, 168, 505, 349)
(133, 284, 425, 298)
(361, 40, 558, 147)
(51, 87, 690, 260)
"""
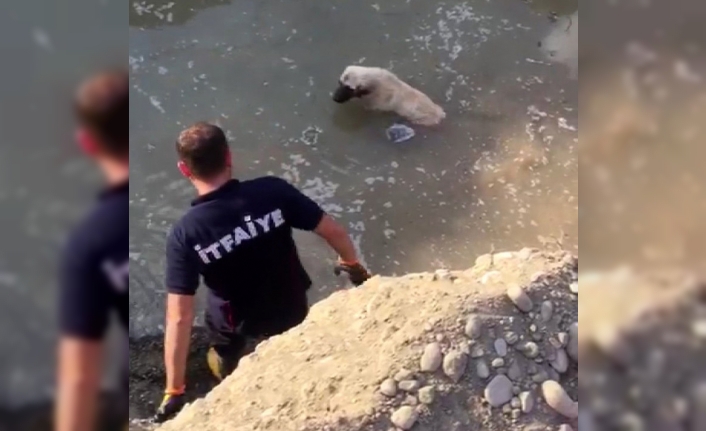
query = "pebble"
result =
(532, 370, 549, 383)
(510, 397, 521, 409)
(399, 380, 420, 392)
(559, 425, 574, 431)
(420, 343, 443, 372)
(504, 331, 519, 345)
(508, 361, 523, 381)
(391, 406, 418, 430)
(550, 348, 570, 374)
(380, 379, 398, 397)
(465, 315, 483, 339)
(520, 341, 540, 359)
(484, 375, 514, 407)
(567, 322, 579, 362)
(512, 385, 521, 395)
(569, 282, 578, 294)
(394, 368, 414, 382)
(542, 380, 578, 419)
(540, 301, 554, 322)
(494, 338, 508, 356)
(519, 391, 535, 413)
(507, 284, 534, 312)
(443, 351, 468, 382)
(557, 332, 569, 347)
(471, 346, 485, 358)
(491, 358, 505, 368)
(418, 386, 435, 404)
(476, 360, 490, 379)
(511, 409, 522, 420)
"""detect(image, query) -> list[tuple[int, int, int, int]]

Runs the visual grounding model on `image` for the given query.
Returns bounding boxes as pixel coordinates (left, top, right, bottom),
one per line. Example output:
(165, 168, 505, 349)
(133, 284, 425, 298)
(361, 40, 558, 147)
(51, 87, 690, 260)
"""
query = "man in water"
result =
(155, 122, 370, 421)
(56, 69, 129, 431)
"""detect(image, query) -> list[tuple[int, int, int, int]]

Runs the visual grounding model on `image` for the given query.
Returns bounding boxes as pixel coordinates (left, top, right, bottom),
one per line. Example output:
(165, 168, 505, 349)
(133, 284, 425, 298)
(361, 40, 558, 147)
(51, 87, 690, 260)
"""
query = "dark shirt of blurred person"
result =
(55, 69, 128, 431)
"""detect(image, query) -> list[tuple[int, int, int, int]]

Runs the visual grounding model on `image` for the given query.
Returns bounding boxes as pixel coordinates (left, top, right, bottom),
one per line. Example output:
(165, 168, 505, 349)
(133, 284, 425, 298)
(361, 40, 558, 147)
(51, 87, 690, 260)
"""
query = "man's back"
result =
(166, 176, 324, 332)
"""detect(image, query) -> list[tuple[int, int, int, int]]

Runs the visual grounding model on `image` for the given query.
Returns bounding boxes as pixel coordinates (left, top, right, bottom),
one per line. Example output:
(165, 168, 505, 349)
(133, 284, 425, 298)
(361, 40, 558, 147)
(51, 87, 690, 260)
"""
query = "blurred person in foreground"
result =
(55, 70, 129, 431)
(154, 122, 370, 422)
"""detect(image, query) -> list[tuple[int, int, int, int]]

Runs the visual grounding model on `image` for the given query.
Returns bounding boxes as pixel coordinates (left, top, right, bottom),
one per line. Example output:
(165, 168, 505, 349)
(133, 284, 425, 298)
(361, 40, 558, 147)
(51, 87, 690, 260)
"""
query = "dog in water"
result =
(332, 65, 446, 126)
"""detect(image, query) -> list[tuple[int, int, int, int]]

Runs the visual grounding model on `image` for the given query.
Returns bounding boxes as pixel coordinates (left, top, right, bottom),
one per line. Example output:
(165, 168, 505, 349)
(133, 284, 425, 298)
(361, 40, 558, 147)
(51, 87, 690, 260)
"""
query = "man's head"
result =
(74, 69, 129, 160)
(176, 122, 231, 182)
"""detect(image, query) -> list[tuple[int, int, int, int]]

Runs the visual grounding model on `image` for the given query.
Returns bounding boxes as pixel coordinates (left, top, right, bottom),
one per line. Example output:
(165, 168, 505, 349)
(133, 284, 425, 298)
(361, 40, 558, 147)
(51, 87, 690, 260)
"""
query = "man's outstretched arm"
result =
(164, 293, 195, 393)
(313, 214, 359, 263)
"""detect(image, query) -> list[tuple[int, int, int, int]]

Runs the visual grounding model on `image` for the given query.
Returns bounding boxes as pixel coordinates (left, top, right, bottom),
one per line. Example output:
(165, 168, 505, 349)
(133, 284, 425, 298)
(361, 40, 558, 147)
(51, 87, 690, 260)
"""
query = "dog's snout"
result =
(332, 83, 355, 103)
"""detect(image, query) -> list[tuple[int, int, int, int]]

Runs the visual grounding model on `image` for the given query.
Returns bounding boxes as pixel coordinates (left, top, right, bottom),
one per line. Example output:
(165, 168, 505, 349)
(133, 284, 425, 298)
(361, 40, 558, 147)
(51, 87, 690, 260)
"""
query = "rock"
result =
(443, 351, 468, 382)
(418, 386, 435, 404)
(557, 332, 569, 347)
(540, 301, 554, 322)
(491, 358, 505, 368)
(476, 360, 490, 379)
(504, 331, 519, 345)
(404, 395, 418, 406)
(471, 346, 485, 358)
(484, 375, 514, 407)
(519, 391, 535, 413)
(520, 341, 540, 359)
(391, 406, 418, 430)
(569, 282, 578, 294)
(532, 369, 549, 383)
(567, 322, 578, 362)
(559, 425, 574, 431)
(541, 380, 578, 419)
(507, 284, 534, 312)
(494, 338, 508, 356)
(394, 368, 415, 382)
(550, 348, 569, 374)
(398, 380, 420, 392)
(512, 409, 522, 420)
(508, 360, 523, 381)
(465, 315, 483, 339)
(420, 343, 443, 372)
(510, 397, 521, 409)
(380, 379, 397, 397)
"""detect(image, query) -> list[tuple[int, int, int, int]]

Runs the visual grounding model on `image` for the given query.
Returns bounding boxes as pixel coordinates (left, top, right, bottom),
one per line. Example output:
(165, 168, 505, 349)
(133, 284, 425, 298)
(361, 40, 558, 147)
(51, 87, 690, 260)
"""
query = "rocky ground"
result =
(129, 249, 579, 431)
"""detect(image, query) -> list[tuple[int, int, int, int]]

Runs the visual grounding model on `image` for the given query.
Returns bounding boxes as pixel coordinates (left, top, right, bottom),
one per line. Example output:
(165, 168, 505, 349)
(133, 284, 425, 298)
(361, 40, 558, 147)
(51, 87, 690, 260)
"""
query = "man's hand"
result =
(154, 390, 187, 423)
(334, 260, 371, 286)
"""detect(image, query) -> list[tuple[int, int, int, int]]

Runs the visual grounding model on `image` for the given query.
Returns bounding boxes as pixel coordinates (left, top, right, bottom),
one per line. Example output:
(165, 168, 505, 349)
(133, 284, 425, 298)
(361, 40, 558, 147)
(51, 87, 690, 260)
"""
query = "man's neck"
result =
(100, 158, 129, 186)
(193, 174, 231, 196)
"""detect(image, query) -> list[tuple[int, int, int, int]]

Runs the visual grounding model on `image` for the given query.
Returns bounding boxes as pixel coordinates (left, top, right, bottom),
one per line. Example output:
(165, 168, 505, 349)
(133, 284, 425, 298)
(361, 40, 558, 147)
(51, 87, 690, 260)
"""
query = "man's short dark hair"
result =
(176, 122, 229, 180)
(74, 69, 129, 157)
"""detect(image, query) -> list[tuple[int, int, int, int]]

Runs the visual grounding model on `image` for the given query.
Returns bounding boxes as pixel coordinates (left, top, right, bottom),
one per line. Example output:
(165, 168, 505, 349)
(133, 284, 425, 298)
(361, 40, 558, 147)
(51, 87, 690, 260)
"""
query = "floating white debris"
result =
(386, 124, 415, 143)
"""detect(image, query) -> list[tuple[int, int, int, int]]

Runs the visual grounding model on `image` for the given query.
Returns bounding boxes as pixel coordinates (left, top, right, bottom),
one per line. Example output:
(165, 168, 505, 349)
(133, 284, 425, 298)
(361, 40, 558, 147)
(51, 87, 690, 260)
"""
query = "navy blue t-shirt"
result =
(165, 177, 324, 328)
(59, 181, 128, 340)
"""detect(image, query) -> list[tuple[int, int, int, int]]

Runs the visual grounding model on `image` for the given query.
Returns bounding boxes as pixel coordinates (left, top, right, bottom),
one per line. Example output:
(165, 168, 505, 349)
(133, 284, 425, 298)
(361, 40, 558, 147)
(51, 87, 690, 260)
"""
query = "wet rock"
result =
(504, 331, 519, 345)
(465, 315, 483, 339)
(519, 341, 540, 359)
(519, 391, 535, 413)
(420, 343, 443, 372)
(550, 348, 569, 374)
(380, 378, 397, 397)
(540, 301, 554, 323)
(494, 338, 508, 357)
(391, 406, 418, 430)
(507, 285, 534, 312)
(398, 380, 420, 392)
(485, 375, 514, 407)
(541, 380, 578, 419)
(567, 322, 578, 362)
(476, 360, 490, 379)
(508, 361, 523, 381)
(443, 351, 468, 383)
(418, 386, 435, 405)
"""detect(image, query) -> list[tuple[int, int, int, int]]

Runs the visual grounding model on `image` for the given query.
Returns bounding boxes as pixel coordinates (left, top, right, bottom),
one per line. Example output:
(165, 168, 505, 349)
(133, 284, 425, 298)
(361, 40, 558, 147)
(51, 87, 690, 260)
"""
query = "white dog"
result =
(332, 65, 446, 126)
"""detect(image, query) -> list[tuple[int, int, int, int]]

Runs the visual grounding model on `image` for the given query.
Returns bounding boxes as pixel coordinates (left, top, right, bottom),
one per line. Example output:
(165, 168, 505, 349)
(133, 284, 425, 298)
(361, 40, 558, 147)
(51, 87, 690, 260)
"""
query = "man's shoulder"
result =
(241, 175, 291, 191)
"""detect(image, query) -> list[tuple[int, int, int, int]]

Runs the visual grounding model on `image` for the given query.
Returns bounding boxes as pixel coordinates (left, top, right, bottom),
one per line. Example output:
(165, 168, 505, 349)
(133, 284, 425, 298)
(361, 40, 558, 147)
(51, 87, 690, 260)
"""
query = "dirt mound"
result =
(578, 268, 706, 430)
(148, 249, 578, 431)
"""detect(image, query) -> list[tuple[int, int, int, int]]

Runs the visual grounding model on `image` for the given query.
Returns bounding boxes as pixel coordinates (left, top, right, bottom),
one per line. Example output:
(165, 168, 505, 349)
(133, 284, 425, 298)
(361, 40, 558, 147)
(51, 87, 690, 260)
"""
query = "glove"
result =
(153, 388, 186, 423)
(334, 260, 371, 286)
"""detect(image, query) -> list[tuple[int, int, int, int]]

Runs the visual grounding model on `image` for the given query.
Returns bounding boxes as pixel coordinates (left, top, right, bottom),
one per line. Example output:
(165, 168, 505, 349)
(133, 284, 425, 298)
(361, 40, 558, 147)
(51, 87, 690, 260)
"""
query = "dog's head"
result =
(332, 66, 375, 103)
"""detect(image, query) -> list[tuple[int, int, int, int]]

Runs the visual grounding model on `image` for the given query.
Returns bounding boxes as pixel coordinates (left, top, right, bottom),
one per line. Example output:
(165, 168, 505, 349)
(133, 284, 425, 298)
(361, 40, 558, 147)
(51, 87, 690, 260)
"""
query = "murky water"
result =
(129, 0, 578, 336)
